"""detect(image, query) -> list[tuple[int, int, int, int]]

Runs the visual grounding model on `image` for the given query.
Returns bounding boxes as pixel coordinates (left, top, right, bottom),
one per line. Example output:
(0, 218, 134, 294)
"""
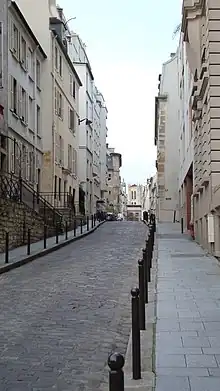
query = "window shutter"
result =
(61, 94, 64, 119)
(25, 92, 28, 124)
(61, 137, 64, 166)
(18, 84, 22, 117)
(9, 75, 13, 110)
(55, 132, 58, 163)
(10, 19, 13, 51)
(72, 148, 75, 174)
(74, 149, 77, 176)
(68, 107, 70, 129)
(70, 74, 73, 95)
(54, 86, 57, 114)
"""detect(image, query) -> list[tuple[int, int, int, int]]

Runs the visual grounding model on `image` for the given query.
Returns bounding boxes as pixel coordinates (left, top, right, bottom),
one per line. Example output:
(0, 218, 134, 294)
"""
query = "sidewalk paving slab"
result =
(0, 219, 105, 274)
(155, 222, 220, 391)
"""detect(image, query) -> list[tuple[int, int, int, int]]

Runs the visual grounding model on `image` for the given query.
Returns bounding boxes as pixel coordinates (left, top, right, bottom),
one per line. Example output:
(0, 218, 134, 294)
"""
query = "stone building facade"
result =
(182, 0, 220, 255)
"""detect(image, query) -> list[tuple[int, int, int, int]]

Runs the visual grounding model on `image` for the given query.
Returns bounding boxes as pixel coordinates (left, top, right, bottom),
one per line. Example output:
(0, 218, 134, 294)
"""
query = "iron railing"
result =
(0, 172, 63, 228)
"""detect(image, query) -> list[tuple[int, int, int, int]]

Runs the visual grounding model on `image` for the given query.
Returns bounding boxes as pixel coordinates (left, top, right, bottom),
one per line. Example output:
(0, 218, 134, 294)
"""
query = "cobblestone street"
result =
(0, 221, 147, 391)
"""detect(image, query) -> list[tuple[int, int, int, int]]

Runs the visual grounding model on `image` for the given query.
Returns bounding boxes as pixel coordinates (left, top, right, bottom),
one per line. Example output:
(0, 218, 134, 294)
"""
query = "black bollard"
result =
(138, 259, 146, 330)
(80, 219, 83, 234)
(142, 248, 148, 303)
(27, 228, 31, 255)
(87, 215, 89, 231)
(56, 224, 59, 244)
(108, 352, 125, 391)
(74, 219, 76, 236)
(146, 236, 151, 282)
(5, 232, 9, 264)
(131, 287, 141, 380)
(44, 225, 47, 249)
(181, 217, 184, 234)
(65, 220, 68, 240)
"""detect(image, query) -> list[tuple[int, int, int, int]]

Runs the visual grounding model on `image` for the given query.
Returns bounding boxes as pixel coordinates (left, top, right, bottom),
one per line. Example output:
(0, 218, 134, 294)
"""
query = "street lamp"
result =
(63, 17, 76, 29)
(78, 118, 92, 126)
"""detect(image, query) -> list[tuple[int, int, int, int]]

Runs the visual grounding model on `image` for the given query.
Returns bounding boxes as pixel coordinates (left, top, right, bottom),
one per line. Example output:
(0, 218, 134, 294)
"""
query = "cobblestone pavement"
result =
(0, 221, 147, 391)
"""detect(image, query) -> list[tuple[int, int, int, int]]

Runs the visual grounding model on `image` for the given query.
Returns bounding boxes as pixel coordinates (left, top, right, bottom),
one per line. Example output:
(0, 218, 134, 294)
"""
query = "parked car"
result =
(106, 213, 117, 221)
(117, 213, 123, 221)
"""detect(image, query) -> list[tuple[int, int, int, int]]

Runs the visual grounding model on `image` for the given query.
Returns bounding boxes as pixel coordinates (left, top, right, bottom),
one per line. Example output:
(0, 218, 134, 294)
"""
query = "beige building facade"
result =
(106, 146, 122, 214)
(15, 0, 82, 212)
(181, 0, 220, 255)
(155, 53, 180, 223)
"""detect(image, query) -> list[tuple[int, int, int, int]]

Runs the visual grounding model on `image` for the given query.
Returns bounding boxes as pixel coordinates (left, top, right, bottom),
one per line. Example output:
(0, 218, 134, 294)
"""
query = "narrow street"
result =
(0, 221, 147, 391)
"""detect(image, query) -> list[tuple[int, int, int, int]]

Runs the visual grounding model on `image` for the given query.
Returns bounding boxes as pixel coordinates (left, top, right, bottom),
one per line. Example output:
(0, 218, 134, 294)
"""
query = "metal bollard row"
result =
(106, 217, 156, 389)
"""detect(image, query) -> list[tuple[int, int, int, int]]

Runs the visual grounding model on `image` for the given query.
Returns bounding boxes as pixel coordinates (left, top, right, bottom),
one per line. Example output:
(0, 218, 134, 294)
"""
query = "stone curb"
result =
(123, 238, 158, 391)
(0, 221, 105, 275)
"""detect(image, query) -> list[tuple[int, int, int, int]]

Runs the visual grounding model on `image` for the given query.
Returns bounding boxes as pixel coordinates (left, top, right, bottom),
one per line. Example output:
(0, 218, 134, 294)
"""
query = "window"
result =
(36, 60, 40, 88)
(28, 96, 33, 129)
(72, 148, 77, 175)
(10, 76, 18, 114)
(68, 144, 72, 171)
(70, 74, 76, 98)
(134, 191, 136, 200)
(28, 48, 34, 79)
(59, 55, 62, 77)
(20, 87, 27, 122)
(68, 108, 75, 132)
(21, 144, 27, 178)
(12, 23, 19, 57)
(20, 36, 27, 69)
(37, 105, 40, 135)
(54, 175, 57, 198)
(57, 91, 63, 119)
(0, 22, 3, 88)
(55, 46, 58, 70)
(58, 177, 61, 200)
(59, 135, 64, 165)
(28, 150, 34, 182)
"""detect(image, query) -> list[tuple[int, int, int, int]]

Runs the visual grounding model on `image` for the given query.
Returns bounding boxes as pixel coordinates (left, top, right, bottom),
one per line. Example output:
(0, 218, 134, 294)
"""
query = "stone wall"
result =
(0, 198, 55, 252)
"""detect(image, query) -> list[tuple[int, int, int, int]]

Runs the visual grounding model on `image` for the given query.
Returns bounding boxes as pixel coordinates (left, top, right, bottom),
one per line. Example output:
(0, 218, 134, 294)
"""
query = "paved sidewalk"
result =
(155, 222, 220, 391)
(0, 219, 104, 273)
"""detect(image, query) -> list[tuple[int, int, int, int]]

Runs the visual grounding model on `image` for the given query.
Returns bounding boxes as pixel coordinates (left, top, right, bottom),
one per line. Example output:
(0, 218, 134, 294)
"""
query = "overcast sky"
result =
(59, 0, 182, 184)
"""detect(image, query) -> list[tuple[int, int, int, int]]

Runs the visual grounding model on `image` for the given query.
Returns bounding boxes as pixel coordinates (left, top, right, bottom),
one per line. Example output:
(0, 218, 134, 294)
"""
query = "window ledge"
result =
(28, 74, 34, 83)
(10, 110, 19, 119)
(20, 118, 28, 127)
(37, 85, 41, 92)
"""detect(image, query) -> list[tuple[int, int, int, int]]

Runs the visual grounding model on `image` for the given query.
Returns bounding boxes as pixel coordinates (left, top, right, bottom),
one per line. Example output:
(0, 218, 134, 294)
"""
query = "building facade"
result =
(178, 33, 194, 232)
(15, 0, 82, 212)
(0, 0, 47, 189)
(120, 179, 127, 219)
(126, 184, 143, 221)
(106, 146, 122, 214)
(68, 33, 108, 214)
(181, 0, 220, 255)
(155, 53, 180, 222)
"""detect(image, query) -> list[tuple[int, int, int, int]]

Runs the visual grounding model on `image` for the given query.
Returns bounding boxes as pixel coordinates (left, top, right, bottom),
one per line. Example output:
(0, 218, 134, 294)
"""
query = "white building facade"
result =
(0, 1, 47, 189)
(178, 34, 194, 232)
(68, 32, 108, 214)
(155, 53, 180, 222)
(126, 184, 143, 221)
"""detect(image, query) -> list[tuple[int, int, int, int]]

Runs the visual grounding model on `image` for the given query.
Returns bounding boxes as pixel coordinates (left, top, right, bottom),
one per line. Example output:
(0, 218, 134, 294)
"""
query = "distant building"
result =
(106, 145, 122, 214)
(155, 53, 180, 222)
(126, 184, 144, 221)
